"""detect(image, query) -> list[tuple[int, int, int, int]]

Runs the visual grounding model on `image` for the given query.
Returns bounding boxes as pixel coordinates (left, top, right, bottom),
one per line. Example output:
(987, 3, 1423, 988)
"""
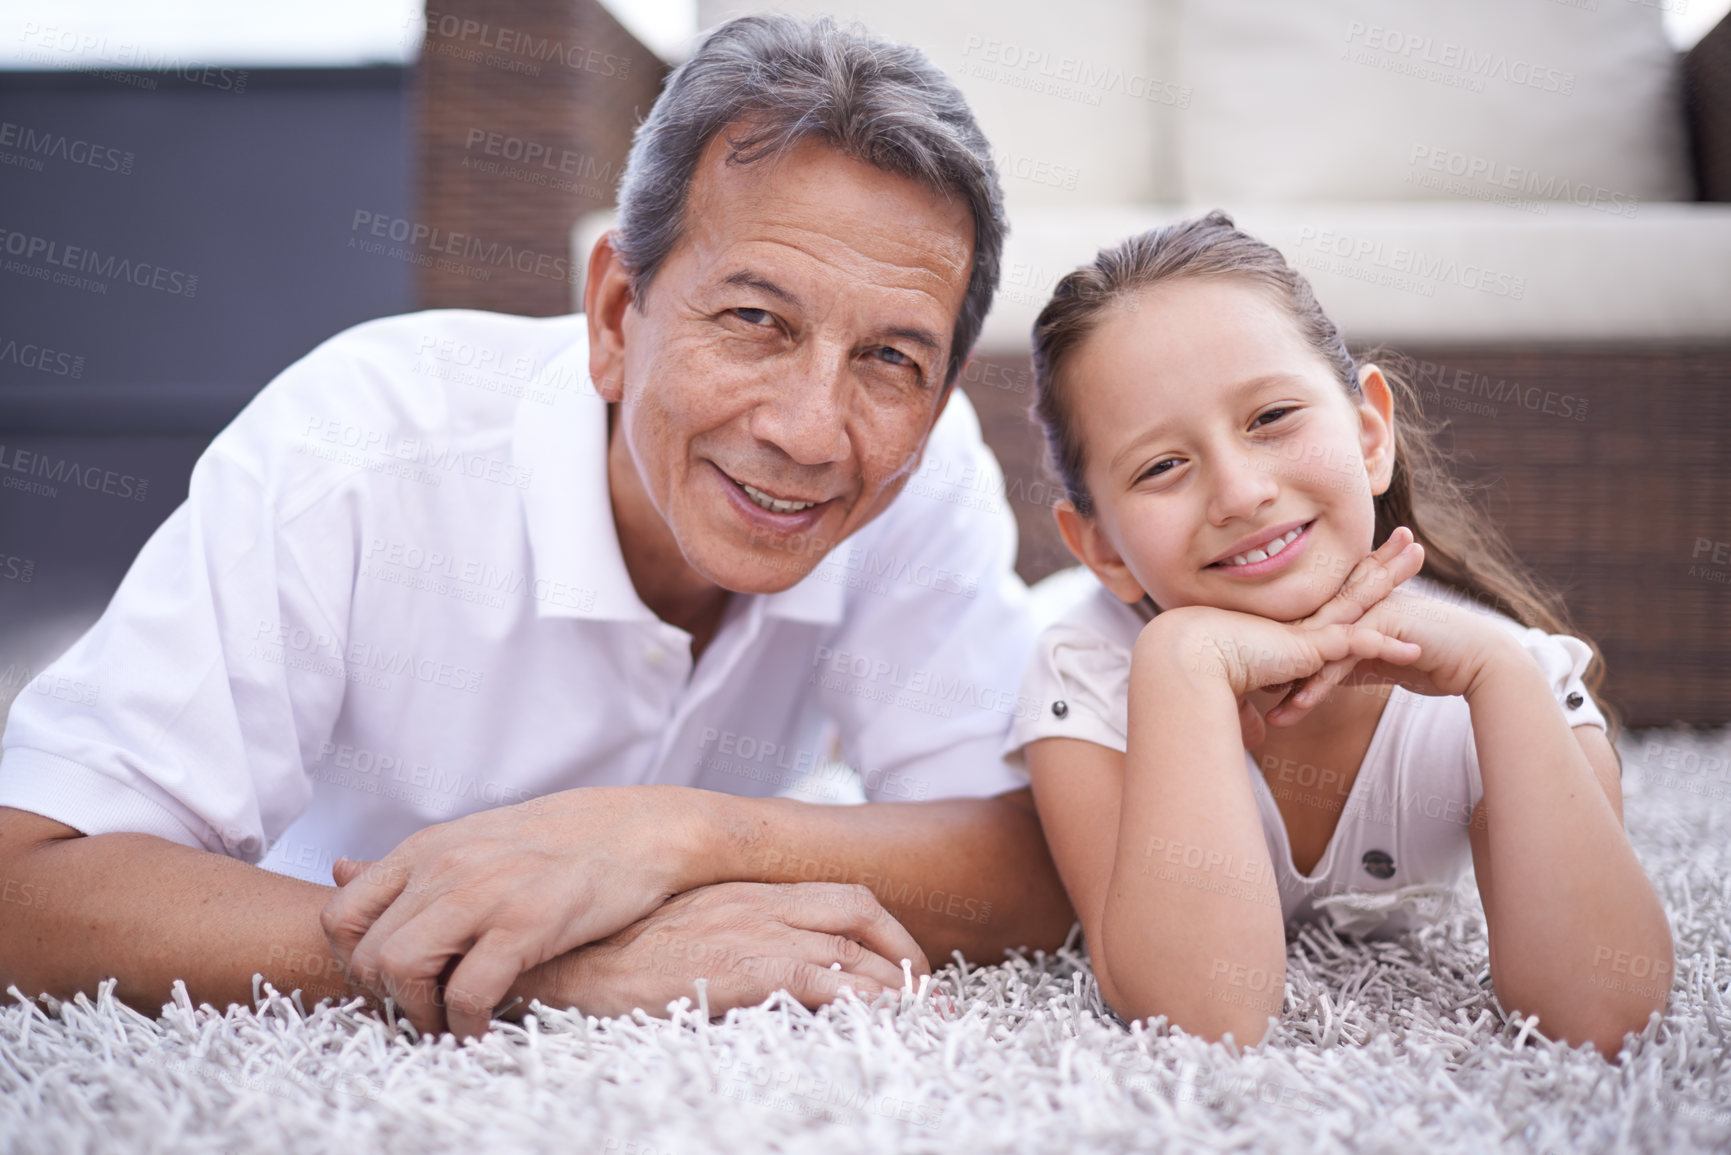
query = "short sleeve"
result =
(1002, 618, 1135, 777)
(1511, 627, 1608, 732)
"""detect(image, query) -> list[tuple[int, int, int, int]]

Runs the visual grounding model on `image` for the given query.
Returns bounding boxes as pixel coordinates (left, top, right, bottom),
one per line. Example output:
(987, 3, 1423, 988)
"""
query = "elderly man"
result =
(0, 15, 1077, 1038)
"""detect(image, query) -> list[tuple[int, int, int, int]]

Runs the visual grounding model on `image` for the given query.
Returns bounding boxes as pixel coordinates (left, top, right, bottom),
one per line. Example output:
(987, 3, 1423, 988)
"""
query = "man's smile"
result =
(737, 480, 819, 514)
(709, 461, 837, 531)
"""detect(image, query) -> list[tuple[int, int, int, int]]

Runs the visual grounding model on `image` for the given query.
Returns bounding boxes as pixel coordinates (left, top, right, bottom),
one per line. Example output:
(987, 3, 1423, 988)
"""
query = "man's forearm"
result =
(689, 789, 1075, 962)
(0, 809, 346, 1015)
(2, 784, 1076, 1021)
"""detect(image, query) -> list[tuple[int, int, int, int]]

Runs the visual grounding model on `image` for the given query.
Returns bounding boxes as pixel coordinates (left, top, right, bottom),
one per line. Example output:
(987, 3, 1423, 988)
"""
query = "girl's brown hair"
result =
(1030, 210, 1618, 740)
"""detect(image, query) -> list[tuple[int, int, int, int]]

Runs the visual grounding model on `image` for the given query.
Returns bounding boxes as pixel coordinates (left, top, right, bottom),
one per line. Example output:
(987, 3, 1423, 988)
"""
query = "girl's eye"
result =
(1137, 459, 1177, 483)
(733, 308, 774, 326)
(1253, 407, 1292, 428)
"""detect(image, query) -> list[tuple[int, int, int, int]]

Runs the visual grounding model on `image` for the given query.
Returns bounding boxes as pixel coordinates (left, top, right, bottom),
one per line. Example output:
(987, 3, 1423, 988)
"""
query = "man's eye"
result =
(1253, 408, 1292, 428)
(874, 346, 914, 368)
(733, 308, 774, 326)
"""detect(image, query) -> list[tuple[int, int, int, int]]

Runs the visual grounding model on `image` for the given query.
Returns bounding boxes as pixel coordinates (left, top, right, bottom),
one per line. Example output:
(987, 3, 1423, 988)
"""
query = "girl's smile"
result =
(1204, 517, 1314, 576)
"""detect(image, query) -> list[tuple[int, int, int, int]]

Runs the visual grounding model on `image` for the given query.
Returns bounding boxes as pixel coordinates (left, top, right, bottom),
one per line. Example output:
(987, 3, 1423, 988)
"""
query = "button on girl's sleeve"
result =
(1516, 628, 1608, 732)
(1004, 628, 1132, 761)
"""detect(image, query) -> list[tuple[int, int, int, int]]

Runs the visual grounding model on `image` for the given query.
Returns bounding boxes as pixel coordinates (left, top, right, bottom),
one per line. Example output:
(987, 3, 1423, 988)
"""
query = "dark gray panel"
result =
(0, 68, 414, 679)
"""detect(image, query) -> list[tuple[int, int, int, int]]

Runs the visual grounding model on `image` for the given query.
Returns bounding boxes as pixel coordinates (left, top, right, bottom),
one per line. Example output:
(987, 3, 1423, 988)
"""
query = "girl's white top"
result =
(1004, 574, 1609, 934)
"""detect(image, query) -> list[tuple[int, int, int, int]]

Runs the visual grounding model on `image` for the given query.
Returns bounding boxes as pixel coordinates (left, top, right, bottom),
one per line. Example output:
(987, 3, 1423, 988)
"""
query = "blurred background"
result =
(1, 0, 1728, 730)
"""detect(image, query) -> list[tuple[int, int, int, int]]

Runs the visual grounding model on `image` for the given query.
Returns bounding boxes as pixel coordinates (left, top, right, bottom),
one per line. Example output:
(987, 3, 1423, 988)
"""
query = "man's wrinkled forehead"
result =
(675, 129, 974, 304)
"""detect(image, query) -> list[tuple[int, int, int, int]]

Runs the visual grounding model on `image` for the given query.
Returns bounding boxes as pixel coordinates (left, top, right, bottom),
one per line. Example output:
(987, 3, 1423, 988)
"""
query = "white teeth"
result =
(740, 481, 816, 514)
(1221, 524, 1306, 568)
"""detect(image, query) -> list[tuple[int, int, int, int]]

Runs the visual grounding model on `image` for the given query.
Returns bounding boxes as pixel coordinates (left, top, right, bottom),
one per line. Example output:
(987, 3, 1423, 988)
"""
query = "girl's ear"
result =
(1356, 364, 1398, 497)
(1054, 500, 1149, 605)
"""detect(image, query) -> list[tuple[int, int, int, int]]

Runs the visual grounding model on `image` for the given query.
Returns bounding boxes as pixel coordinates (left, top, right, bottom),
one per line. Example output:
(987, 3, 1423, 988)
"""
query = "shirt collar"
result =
(513, 327, 845, 627)
(760, 554, 847, 624)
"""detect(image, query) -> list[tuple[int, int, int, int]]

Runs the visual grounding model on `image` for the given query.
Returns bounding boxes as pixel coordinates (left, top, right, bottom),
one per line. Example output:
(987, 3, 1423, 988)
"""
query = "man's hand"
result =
(320, 785, 715, 1040)
(500, 882, 928, 1021)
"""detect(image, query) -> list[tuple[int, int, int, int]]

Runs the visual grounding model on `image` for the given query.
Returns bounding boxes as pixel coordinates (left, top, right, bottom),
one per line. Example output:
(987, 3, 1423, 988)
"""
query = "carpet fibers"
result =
(3, 728, 1729, 1154)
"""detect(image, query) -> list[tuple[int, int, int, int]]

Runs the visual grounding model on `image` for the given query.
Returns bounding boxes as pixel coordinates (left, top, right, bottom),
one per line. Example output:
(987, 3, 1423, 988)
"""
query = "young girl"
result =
(1007, 212, 1672, 1058)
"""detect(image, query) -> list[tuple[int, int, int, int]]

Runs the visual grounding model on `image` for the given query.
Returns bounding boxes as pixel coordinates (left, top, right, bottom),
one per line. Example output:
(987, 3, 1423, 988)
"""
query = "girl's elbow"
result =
(1168, 1006, 1278, 1048)
(1500, 982, 1668, 1060)
(1578, 1000, 1664, 1061)
(1589, 983, 1670, 1059)
(1576, 938, 1674, 1056)
(1093, 933, 1286, 1044)
(1104, 982, 1279, 1047)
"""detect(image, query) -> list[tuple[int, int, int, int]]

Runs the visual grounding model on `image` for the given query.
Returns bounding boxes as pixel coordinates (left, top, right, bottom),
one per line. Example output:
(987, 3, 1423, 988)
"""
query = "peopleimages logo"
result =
(350, 211, 574, 284)
(1292, 227, 1527, 300)
(421, 9, 632, 78)
(0, 336, 84, 378)
(0, 228, 197, 297)
(462, 129, 620, 187)
(1407, 358, 1589, 422)
(1407, 145, 1638, 218)
(0, 444, 148, 501)
(15, 22, 249, 92)
(960, 36, 1192, 108)
(992, 148, 1080, 192)
(0, 121, 134, 174)
(809, 645, 1041, 721)
(1343, 22, 1575, 96)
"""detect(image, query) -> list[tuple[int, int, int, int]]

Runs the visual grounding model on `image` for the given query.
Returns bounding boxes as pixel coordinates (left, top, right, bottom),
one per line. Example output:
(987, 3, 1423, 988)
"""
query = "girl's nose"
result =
(1206, 448, 1281, 526)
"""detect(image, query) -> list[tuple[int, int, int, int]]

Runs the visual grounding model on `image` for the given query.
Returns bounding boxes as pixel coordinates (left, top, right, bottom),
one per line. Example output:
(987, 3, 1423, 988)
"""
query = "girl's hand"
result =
(1258, 527, 1425, 731)
(1263, 564, 1512, 729)
(1340, 590, 1512, 700)
(1139, 602, 1423, 703)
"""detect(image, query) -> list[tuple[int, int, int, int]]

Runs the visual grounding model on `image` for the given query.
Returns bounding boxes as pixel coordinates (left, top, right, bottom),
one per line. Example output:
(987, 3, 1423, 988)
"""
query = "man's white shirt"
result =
(0, 310, 1039, 883)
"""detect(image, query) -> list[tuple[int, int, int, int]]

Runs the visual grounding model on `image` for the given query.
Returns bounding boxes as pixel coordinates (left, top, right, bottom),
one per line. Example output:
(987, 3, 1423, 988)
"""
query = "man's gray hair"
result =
(612, 13, 1006, 386)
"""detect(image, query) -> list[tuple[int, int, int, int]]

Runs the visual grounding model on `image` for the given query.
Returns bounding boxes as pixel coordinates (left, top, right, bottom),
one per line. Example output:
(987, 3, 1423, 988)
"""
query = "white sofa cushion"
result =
(978, 203, 1731, 350)
(579, 202, 1731, 348)
(1174, 0, 1693, 207)
(697, 0, 1181, 206)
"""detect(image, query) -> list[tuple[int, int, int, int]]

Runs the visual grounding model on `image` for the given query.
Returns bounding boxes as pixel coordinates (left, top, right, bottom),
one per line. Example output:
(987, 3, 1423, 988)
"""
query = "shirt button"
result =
(644, 646, 666, 665)
(1052, 701, 1069, 718)
(1565, 692, 1584, 710)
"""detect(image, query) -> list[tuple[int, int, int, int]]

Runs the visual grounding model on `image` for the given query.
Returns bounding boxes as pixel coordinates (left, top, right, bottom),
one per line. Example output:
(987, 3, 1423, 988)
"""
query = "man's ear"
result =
(1356, 363, 1398, 497)
(1054, 500, 1148, 605)
(585, 231, 634, 404)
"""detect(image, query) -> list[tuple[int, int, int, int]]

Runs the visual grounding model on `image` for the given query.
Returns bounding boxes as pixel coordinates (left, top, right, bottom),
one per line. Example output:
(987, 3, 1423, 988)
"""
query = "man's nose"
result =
(747, 349, 851, 467)
(1206, 446, 1280, 525)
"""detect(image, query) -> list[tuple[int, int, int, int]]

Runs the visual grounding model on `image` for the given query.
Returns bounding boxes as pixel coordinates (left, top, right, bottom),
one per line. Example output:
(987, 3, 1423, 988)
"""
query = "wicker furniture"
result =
(960, 338, 1731, 728)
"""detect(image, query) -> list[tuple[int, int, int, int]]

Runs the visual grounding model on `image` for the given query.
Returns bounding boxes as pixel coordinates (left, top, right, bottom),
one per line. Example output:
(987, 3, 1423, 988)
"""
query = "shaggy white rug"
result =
(3, 727, 1729, 1155)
